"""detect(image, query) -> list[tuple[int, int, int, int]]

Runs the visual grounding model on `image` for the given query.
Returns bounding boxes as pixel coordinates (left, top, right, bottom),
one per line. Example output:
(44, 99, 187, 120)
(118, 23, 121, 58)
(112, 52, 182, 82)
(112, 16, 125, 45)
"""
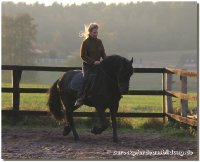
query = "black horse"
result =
(47, 55, 134, 142)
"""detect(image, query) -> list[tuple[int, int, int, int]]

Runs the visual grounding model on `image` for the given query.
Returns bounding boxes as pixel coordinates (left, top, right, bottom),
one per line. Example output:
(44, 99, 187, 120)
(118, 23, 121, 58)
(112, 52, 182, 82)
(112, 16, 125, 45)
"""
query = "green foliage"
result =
(2, 2, 197, 59)
(117, 118, 134, 129)
(164, 120, 197, 138)
(2, 2, 197, 88)
(188, 126, 197, 137)
(2, 13, 37, 65)
(141, 118, 164, 130)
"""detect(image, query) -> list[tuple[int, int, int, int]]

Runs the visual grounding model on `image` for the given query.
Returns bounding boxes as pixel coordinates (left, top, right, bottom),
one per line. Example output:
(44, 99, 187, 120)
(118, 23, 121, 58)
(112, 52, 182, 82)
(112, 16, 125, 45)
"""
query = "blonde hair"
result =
(79, 23, 99, 40)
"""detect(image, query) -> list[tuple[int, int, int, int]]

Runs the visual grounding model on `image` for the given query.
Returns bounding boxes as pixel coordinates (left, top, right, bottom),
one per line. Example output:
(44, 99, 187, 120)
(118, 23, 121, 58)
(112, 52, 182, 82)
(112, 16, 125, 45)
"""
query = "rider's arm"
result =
(100, 39, 106, 59)
(80, 41, 95, 64)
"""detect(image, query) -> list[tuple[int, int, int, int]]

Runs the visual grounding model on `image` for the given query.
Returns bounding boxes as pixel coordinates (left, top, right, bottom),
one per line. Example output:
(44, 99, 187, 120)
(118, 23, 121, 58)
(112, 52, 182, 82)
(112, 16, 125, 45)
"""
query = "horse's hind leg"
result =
(60, 95, 79, 140)
(57, 94, 71, 136)
(62, 107, 71, 137)
(66, 107, 79, 141)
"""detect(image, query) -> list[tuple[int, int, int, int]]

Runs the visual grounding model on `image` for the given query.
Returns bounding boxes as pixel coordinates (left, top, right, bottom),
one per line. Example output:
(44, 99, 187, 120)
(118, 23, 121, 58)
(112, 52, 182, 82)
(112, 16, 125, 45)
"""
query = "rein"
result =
(85, 56, 123, 88)
(98, 66, 119, 87)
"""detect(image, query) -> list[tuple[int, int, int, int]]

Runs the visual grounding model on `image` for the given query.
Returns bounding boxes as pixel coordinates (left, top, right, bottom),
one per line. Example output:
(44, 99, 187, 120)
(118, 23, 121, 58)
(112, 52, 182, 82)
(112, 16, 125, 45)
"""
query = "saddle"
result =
(70, 71, 84, 92)
(70, 68, 98, 95)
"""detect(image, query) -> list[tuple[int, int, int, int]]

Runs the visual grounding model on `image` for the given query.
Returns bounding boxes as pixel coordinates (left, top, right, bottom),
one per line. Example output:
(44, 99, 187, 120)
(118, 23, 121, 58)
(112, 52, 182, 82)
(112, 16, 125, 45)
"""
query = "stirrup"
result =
(74, 98, 84, 107)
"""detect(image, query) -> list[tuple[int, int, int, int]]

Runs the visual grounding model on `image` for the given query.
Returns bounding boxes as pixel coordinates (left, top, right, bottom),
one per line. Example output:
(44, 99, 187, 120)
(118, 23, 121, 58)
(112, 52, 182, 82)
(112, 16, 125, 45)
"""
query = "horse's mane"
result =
(101, 55, 124, 64)
(100, 55, 126, 69)
(98, 55, 133, 78)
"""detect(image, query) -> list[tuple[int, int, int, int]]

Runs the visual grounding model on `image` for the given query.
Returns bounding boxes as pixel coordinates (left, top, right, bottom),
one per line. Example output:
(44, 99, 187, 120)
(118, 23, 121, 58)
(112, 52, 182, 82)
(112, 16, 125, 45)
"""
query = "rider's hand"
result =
(94, 61, 101, 65)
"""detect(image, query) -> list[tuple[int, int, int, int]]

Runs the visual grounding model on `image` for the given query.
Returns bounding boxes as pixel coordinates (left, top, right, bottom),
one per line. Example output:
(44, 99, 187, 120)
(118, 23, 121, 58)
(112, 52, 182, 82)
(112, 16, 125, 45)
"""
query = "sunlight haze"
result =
(4, 0, 140, 5)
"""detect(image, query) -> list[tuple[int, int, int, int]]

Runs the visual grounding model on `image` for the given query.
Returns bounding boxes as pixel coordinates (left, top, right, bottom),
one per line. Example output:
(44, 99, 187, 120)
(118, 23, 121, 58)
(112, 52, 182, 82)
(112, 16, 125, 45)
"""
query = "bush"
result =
(141, 118, 164, 130)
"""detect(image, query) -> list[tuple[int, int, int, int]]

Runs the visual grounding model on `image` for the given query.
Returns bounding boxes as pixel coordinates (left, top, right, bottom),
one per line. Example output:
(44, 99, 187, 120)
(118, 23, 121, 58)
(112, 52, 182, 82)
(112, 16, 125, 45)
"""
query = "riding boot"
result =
(74, 71, 97, 107)
(74, 92, 86, 107)
(74, 77, 91, 107)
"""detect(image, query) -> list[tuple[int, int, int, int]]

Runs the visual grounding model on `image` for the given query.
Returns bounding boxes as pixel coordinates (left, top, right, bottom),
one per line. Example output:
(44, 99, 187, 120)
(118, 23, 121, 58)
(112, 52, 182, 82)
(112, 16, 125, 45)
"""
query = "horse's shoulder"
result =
(60, 70, 81, 85)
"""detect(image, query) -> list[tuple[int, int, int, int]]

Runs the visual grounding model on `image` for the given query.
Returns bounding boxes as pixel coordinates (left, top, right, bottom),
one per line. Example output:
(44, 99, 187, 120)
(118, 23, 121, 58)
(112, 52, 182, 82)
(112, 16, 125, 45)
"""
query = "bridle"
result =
(89, 58, 132, 91)
(87, 57, 120, 86)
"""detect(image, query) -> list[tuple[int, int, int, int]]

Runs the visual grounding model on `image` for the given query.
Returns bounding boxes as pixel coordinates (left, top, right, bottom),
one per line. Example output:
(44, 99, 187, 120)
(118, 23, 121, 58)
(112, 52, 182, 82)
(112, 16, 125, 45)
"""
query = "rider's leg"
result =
(74, 67, 90, 107)
(74, 65, 97, 107)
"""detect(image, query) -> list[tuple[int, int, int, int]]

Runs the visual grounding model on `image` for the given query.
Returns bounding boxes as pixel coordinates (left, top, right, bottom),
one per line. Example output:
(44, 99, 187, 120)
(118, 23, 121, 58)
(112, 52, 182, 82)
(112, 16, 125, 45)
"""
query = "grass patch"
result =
(2, 83, 197, 113)
(141, 118, 164, 130)
(2, 114, 196, 141)
(2, 82, 197, 140)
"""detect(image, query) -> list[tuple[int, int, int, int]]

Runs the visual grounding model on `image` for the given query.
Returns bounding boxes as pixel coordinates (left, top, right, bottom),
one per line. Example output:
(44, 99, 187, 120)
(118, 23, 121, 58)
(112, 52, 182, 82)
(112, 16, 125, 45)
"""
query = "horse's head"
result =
(100, 55, 134, 95)
(118, 57, 134, 94)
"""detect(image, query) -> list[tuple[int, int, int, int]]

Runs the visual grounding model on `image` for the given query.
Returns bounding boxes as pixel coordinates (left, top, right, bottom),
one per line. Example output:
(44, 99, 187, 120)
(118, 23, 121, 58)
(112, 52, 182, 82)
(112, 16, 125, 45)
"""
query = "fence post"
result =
(166, 73, 173, 114)
(12, 69, 22, 113)
(162, 73, 166, 123)
(180, 75, 188, 117)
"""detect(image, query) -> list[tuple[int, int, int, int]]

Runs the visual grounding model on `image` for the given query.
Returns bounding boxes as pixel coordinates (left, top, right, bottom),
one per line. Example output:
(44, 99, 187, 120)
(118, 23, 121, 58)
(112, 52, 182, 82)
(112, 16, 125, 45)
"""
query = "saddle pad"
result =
(70, 71, 84, 91)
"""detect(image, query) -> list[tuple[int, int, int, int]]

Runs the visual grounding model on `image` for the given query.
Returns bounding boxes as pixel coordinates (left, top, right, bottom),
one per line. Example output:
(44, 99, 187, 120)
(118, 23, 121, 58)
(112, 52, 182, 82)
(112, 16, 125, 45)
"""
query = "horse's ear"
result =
(130, 57, 133, 65)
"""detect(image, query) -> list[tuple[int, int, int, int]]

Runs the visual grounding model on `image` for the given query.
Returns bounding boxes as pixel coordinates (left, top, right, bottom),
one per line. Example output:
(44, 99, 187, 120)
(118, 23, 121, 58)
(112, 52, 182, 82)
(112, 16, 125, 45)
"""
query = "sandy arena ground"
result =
(2, 128, 198, 160)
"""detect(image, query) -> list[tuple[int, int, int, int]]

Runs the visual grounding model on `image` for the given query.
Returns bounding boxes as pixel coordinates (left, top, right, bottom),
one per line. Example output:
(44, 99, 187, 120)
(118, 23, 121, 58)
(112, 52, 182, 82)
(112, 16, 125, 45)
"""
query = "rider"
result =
(74, 23, 106, 107)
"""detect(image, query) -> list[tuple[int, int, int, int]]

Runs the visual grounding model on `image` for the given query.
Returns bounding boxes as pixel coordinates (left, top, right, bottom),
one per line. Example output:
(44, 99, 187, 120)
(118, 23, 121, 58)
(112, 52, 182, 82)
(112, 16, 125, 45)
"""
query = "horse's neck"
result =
(95, 66, 120, 96)
(100, 61, 120, 79)
(94, 62, 121, 98)
(98, 65, 120, 94)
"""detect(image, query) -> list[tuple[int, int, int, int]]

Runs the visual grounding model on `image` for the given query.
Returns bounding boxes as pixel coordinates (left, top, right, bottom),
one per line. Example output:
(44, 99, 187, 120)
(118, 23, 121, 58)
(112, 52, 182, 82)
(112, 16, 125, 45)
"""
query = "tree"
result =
(2, 13, 37, 65)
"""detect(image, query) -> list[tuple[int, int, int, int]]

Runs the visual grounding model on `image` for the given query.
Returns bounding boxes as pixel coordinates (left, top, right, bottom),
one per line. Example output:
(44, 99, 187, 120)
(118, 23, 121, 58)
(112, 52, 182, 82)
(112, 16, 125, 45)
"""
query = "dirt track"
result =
(2, 128, 198, 160)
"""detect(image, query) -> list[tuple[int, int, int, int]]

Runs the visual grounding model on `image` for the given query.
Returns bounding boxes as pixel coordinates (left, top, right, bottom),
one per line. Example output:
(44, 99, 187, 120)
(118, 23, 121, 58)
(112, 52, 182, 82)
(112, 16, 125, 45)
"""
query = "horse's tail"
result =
(47, 79, 64, 121)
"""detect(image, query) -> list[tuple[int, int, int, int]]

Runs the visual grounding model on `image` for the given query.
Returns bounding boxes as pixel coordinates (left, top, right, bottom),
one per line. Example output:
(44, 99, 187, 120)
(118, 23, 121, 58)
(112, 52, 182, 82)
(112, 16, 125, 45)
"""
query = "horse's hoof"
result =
(63, 126, 71, 136)
(74, 136, 80, 141)
(91, 126, 103, 134)
(113, 138, 119, 143)
(91, 126, 98, 134)
(91, 125, 108, 135)
(102, 124, 108, 131)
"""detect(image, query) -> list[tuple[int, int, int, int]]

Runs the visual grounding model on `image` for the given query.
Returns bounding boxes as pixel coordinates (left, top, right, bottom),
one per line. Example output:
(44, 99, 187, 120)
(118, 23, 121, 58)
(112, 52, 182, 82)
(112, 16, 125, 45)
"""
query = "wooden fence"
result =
(164, 67, 197, 127)
(2, 65, 198, 127)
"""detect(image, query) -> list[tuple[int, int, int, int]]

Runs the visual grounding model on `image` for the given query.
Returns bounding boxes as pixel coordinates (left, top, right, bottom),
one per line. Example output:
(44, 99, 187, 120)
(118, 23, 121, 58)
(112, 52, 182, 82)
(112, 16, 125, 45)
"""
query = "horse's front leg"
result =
(110, 104, 119, 142)
(91, 106, 108, 134)
(66, 107, 80, 141)
(63, 125, 71, 136)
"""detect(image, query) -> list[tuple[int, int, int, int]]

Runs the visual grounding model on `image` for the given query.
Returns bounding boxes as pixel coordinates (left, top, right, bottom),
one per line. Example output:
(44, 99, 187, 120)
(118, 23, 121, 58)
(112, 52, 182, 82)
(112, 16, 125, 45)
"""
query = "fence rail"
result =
(2, 65, 197, 127)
